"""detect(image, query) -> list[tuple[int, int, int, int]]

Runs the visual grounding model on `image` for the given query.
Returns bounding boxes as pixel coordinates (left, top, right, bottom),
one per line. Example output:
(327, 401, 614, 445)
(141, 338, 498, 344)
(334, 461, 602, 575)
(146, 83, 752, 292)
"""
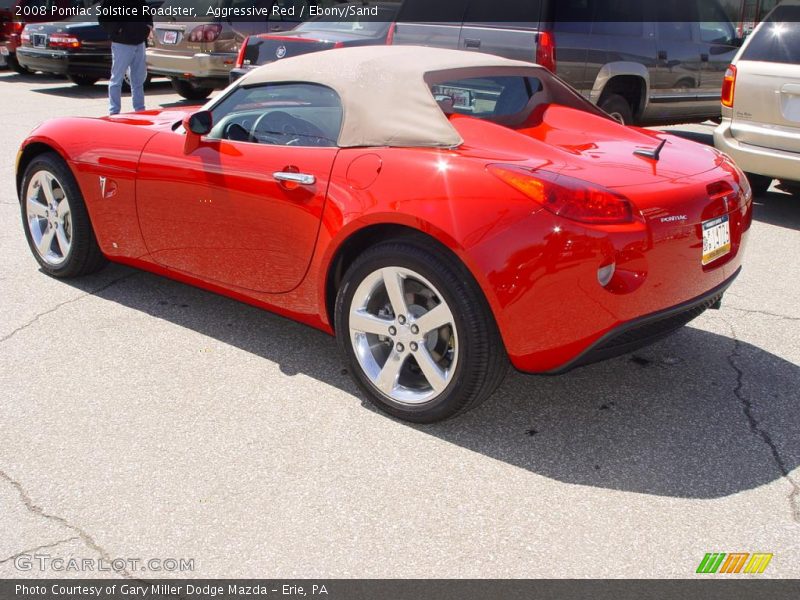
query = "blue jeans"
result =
(109, 42, 147, 115)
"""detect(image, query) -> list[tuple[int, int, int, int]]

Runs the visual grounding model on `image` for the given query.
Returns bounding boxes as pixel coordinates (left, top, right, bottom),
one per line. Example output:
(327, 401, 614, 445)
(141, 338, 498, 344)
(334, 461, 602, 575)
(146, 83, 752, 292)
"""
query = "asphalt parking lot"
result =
(0, 70, 798, 579)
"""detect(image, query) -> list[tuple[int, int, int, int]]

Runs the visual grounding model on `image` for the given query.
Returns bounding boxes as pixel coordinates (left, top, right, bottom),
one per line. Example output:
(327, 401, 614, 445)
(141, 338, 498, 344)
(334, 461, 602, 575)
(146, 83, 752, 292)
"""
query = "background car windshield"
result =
(209, 82, 342, 146)
(740, 6, 800, 64)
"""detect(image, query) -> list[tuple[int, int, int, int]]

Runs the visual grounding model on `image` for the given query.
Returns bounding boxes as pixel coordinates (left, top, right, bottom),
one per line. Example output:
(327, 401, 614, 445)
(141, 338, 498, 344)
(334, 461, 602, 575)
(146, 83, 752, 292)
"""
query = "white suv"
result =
(714, 1, 800, 195)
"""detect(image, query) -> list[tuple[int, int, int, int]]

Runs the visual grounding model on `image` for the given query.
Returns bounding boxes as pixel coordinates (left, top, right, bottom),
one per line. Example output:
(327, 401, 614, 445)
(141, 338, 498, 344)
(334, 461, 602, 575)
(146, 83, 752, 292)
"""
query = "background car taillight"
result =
(188, 24, 222, 43)
(721, 65, 737, 108)
(488, 165, 634, 224)
(48, 33, 81, 50)
(535, 31, 556, 72)
(3, 20, 24, 36)
(234, 35, 249, 68)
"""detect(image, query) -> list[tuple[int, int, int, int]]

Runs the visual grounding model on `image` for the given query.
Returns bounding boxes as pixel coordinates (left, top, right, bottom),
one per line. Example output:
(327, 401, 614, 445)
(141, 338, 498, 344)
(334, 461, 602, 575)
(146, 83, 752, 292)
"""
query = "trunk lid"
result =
(242, 33, 338, 67)
(452, 106, 724, 189)
(730, 11, 800, 154)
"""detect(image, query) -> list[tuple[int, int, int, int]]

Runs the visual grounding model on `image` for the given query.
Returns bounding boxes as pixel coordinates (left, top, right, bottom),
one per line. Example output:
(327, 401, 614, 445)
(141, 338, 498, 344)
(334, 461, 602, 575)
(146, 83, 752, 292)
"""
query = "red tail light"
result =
(234, 35, 249, 68)
(489, 165, 634, 224)
(333, 41, 345, 49)
(20, 29, 30, 45)
(535, 31, 556, 72)
(385, 22, 396, 45)
(721, 65, 736, 108)
(49, 33, 81, 50)
(188, 24, 222, 43)
(9, 20, 25, 35)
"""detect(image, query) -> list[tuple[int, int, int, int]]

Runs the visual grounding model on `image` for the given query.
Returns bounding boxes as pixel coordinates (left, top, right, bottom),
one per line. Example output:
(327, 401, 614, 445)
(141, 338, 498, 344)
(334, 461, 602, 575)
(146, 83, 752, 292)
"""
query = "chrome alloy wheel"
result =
(348, 266, 458, 405)
(26, 170, 72, 266)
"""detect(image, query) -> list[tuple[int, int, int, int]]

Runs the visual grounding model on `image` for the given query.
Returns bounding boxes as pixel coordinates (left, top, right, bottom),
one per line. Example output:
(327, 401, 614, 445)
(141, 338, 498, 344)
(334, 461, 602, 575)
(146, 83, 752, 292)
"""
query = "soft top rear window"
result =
(426, 68, 608, 128)
(740, 7, 800, 64)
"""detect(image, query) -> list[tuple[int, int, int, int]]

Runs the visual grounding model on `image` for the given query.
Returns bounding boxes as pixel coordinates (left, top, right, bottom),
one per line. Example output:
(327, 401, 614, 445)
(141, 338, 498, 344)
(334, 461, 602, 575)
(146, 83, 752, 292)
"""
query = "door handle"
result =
(657, 50, 668, 61)
(274, 171, 315, 186)
(464, 38, 481, 48)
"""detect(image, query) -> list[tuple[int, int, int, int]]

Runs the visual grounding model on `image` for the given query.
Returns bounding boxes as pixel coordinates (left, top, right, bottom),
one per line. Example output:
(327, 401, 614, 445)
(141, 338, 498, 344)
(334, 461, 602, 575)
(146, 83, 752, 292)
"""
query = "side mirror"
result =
(183, 110, 212, 153)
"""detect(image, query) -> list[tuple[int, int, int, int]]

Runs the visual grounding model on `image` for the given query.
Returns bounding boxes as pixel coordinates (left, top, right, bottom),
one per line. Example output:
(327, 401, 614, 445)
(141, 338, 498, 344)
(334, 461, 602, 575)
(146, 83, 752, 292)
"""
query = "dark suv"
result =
(392, 0, 742, 124)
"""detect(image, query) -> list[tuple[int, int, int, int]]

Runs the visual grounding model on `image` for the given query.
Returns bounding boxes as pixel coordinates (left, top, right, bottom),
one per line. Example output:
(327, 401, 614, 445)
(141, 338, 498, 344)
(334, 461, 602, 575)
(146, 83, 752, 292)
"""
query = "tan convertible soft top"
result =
(239, 45, 541, 148)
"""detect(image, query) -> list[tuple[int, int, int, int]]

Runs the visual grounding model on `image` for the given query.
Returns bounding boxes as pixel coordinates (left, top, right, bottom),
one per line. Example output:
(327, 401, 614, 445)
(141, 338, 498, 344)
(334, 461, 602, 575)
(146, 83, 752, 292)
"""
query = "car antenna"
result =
(634, 138, 667, 161)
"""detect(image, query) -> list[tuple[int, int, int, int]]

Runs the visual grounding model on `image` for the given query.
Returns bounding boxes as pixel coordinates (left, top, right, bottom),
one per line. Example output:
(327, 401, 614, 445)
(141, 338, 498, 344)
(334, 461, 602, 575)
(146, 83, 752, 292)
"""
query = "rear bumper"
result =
(146, 47, 232, 83)
(714, 119, 800, 182)
(547, 268, 739, 374)
(16, 47, 110, 77)
(479, 167, 752, 374)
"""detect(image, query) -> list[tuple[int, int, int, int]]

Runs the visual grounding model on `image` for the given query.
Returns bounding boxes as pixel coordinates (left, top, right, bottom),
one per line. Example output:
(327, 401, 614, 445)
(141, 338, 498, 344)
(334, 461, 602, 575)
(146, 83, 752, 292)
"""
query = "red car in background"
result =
(1, 0, 77, 73)
(15, 47, 751, 423)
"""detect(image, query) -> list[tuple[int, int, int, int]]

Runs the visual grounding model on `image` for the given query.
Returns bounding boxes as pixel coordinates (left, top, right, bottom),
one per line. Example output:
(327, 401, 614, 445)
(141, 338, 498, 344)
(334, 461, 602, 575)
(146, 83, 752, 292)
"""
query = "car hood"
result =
(452, 106, 725, 188)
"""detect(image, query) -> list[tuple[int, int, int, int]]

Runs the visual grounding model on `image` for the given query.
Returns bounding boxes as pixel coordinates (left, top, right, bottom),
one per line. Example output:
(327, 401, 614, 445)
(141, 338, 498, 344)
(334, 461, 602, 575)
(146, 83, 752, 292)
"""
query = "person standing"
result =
(98, 0, 153, 115)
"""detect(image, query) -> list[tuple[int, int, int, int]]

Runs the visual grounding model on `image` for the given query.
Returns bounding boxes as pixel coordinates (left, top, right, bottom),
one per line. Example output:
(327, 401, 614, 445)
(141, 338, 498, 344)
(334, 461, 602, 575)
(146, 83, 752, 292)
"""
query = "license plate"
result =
(0, 46, 8, 56)
(702, 215, 731, 265)
(163, 30, 178, 44)
(32, 34, 47, 48)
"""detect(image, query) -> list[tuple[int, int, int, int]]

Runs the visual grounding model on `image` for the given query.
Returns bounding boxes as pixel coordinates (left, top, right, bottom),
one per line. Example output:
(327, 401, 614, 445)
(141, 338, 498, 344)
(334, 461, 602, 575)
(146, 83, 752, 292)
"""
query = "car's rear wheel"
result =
(8, 53, 29, 74)
(335, 240, 507, 423)
(170, 78, 213, 100)
(20, 152, 107, 278)
(68, 74, 99, 86)
(745, 172, 773, 196)
(599, 93, 633, 125)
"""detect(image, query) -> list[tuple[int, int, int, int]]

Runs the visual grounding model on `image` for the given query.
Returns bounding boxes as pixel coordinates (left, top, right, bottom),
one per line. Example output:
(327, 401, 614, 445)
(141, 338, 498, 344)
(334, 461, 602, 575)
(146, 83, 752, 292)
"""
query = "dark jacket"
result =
(98, 0, 153, 46)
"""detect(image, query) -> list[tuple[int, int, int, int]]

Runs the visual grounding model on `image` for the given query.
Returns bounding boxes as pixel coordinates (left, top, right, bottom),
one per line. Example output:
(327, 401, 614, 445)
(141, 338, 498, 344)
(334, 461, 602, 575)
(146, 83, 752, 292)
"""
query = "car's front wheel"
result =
(170, 78, 213, 100)
(335, 240, 507, 423)
(20, 152, 107, 278)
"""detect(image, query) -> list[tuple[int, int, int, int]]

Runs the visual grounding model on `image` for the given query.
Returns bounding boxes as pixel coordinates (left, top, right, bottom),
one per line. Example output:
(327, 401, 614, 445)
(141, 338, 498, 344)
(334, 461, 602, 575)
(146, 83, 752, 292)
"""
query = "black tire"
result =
(8, 53, 29, 75)
(68, 74, 99, 86)
(170, 78, 213, 100)
(123, 73, 152, 91)
(599, 93, 634, 125)
(20, 152, 107, 278)
(335, 239, 507, 423)
(745, 172, 773, 196)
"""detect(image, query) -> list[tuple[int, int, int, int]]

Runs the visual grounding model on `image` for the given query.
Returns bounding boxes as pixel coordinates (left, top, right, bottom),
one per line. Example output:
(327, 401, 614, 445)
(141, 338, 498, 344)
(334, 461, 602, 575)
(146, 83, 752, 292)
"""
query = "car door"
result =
(135, 82, 342, 294)
(391, 0, 468, 50)
(650, 0, 705, 121)
(458, 0, 543, 62)
(696, 1, 739, 113)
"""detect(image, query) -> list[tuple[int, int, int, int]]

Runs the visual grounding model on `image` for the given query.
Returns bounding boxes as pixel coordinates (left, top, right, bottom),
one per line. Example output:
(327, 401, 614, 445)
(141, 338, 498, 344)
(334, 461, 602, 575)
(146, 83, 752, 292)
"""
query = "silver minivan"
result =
(714, 1, 800, 194)
(392, 0, 741, 125)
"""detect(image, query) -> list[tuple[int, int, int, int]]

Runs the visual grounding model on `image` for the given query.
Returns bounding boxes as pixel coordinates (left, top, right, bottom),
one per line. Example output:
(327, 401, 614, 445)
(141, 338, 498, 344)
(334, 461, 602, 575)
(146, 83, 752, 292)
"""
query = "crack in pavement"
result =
(0, 536, 79, 566)
(723, 318, 800, 524)
(727, 306, 800, 322)
(0, 470, 133, 578)
(0, 272, 138, 345)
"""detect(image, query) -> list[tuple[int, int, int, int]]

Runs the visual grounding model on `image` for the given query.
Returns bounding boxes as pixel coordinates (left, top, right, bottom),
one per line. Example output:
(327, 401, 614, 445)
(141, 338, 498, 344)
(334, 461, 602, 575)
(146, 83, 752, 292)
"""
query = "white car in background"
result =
(714, 1, 800, 195)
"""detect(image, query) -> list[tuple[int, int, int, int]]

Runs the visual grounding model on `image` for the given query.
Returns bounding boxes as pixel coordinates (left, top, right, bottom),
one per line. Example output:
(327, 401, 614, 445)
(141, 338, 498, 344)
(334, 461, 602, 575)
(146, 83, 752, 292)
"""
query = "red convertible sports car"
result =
(16, 46, 751, 423)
